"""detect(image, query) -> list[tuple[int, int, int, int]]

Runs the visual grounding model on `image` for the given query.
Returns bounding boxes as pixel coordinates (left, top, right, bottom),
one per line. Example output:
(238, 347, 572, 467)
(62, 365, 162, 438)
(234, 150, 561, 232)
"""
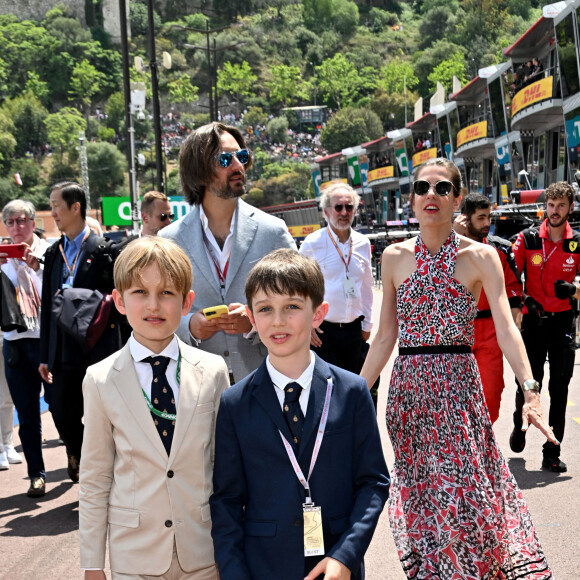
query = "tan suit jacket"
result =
(79, 338, 229, 575)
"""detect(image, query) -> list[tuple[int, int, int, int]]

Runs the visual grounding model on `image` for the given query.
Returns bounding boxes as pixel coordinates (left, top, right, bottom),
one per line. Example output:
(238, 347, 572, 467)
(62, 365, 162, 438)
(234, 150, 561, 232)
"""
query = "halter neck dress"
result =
(386, 231, 552, 579)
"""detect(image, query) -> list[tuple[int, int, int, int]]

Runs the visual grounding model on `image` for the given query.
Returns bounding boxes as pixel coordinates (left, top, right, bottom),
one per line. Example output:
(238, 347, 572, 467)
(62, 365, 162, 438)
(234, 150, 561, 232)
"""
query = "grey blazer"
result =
(159, 198, 296, 382)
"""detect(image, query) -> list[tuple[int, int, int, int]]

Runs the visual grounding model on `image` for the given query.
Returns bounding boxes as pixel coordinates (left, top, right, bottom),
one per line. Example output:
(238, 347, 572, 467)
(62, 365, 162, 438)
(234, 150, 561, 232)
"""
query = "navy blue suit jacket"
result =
(210, 355, 390, 580)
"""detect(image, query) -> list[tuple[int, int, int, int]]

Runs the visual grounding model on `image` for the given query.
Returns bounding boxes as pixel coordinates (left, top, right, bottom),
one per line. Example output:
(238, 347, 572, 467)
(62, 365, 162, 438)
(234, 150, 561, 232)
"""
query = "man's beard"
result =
(548, 212, 569, 228)
(214, 172, 246, 199)
(467, 223, 489, 242)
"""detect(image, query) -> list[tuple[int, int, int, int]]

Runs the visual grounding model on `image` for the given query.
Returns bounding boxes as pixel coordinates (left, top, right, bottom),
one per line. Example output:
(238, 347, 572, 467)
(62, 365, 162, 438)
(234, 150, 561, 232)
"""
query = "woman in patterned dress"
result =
(361, 158, 556, 579)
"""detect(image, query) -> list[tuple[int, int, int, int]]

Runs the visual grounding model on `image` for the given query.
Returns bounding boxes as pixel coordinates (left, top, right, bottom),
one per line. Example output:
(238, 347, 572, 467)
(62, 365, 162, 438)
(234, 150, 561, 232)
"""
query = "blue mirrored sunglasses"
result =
(216, 149, 250, 168)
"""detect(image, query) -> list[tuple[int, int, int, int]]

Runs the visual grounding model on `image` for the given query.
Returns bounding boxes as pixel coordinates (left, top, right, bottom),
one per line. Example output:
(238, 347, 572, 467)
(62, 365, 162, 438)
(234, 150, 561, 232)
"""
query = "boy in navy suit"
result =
(210, 249, 390, 580)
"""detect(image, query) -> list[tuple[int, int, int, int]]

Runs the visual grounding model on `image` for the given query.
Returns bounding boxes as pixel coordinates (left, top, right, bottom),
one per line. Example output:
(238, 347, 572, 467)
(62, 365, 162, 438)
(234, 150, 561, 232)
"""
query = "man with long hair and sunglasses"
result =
(160, 122, 295, 384)
(299, 183, 373, 375)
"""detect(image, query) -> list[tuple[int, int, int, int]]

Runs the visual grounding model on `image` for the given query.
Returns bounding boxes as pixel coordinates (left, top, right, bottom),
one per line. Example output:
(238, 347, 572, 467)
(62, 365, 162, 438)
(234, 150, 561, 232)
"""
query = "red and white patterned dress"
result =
(386, 231, 552, 579)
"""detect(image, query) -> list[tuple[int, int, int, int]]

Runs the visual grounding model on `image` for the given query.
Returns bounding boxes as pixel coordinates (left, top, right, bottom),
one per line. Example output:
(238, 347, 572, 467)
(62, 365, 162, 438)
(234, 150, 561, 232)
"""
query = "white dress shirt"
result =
(266, 351, 315, 416)
(299, 227, 373, 331)
(129, 334, 180, 407)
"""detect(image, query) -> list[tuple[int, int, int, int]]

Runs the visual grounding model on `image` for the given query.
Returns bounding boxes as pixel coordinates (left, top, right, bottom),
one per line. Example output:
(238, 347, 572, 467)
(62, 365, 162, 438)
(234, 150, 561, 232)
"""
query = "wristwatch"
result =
(522, 379, 540, 393)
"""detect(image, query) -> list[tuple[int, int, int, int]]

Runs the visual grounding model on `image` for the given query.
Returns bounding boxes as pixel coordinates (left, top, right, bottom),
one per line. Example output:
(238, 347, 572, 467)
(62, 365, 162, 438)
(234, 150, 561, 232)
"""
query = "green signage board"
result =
(101, 196, 191, 226)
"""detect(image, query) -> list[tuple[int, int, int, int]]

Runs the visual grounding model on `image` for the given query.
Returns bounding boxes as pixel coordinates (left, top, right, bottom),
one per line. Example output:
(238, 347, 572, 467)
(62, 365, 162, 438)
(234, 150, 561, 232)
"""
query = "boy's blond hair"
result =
(245, 248, 325, 311)
(114, 236, 193, 299)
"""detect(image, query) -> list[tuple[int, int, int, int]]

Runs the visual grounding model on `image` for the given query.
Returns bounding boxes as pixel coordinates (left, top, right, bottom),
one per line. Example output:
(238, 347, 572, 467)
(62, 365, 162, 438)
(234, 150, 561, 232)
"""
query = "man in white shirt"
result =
(160, 122, 295, 383)
(299, 183, 373, 374)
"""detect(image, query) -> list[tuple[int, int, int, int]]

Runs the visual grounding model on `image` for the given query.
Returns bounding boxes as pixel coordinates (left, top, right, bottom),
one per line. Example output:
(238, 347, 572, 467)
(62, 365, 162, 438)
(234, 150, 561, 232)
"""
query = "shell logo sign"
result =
(531, 253, 543, 266)
(511, 77, 553, 117)
(457, 121, 487, 148)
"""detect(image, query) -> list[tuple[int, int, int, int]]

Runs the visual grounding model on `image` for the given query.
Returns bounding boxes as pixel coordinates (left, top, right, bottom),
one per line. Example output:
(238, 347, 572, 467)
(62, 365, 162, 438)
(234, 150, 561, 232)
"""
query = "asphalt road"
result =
(1, 287, 579, 579)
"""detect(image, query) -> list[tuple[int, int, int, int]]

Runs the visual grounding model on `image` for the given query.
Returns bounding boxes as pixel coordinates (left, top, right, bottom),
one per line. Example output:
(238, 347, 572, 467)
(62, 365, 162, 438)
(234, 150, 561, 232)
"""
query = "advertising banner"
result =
(311, 167, 322, 198)
(395, 142, 409, 176)
(320, 179, 347, 191)
(101, 196, 191, 226)
(411, 147, 437, 168)
(457, 121, 487, 148)
(511, 77, 553, 117)
(368, 166, 394, 183)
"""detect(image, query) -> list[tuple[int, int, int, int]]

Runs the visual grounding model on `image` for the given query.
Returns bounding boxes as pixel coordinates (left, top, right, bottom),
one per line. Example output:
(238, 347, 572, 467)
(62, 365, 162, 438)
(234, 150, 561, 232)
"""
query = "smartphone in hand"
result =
(203, 305, 229, 320)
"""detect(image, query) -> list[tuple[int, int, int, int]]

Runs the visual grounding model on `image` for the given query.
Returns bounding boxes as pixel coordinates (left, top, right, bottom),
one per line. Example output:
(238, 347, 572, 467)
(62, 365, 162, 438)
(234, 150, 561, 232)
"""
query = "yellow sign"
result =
(412, 147, 437, 167)
(368, 165, 394, 183)
(457, 121, 487, 148)
(531, 253, 543, 266)
(570, 242, 577, 252)
(288, 224, 321, 238)
(511, 77, 553, 117)
(320, 179, 347, 191)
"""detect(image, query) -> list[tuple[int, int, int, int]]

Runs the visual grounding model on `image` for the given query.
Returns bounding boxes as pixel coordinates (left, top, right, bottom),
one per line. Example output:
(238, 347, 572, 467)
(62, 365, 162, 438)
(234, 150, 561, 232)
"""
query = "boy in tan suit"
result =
(79, 236, 229, 579)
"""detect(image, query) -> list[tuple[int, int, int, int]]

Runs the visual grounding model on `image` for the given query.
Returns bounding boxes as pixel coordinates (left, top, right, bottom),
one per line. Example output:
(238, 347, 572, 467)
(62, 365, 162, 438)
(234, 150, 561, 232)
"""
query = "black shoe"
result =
(509, 427, 526, 453)
(542, 457, 567, 473)
(27, 477, 46, 497)
(67, 454, 80, 483)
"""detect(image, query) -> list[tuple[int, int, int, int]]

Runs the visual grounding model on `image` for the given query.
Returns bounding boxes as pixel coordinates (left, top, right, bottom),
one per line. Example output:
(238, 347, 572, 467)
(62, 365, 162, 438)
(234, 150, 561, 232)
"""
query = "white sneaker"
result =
(0, 450, 8, 470)
(5, 446, 22, 464)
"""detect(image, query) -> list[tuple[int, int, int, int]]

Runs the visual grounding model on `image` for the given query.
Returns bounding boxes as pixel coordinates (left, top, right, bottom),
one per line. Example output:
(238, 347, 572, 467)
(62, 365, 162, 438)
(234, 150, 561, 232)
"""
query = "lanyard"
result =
(279, 377, 333, 505)
(141, 352, 181, 422)
(202, 229, 230, 300)
(327, 228, 352, 277)
(59, 230, 90, 283)
(541, 238, 560, 267)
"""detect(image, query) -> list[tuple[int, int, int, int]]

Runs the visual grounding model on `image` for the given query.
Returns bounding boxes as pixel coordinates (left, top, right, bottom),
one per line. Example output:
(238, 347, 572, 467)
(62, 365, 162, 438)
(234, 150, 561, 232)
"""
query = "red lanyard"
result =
(202, 229, 230, 299)
(59, 230, 90, 282)
(327, 227, 352, 276)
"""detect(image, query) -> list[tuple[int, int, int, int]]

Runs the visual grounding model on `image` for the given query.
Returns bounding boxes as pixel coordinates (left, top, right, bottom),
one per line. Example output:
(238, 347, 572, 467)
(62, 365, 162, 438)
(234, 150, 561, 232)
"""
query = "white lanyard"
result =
(279, 377, 333, 505)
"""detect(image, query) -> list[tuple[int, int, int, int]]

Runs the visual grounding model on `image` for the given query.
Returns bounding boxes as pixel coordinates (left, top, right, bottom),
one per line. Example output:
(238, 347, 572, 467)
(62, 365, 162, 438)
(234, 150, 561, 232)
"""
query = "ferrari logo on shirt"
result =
(569, 241, 577, 252)
(531, 253, 543, 266)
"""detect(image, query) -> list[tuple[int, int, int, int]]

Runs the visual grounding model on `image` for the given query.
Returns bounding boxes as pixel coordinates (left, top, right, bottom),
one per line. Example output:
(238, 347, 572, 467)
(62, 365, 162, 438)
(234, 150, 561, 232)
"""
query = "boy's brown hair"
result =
(114, 236, 193, 300)
(245, 248, 324, 311)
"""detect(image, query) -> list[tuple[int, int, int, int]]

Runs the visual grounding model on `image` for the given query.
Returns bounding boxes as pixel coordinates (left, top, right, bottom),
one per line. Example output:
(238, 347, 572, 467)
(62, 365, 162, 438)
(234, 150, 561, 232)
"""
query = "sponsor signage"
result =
(368, 166, 394, 183)
(320, 179, 348, 191)
(394, 142, 409, 176)
(312, 167, 322, 198)
(511, 77, 553, 117)
(101, 196, 191, 226)
(457, 121, 488, 148)
(411, 147, 437, 167)
(288, 224, 321, 238)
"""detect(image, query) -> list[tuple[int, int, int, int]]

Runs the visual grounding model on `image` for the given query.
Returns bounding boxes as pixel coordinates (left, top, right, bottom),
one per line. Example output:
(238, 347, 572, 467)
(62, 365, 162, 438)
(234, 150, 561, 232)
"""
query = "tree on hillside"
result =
(0, 113, 17, 176)
(418, 6, 457, 49)
(266, 65, 310, 107)
(105, 92, 125, 135)
(24, 72, 50, 106)
(167, 74, 199, 105)
(379, 59, 418, 96)
(0, 92, 48, 157)
(303, 0, 359, 36)
(69, 59, 106, 128)
(45, 107, 86, 163)
(316, 54, 372, 109)
(371, 90, 409, 131)
(428, 51, 466, 94)
(217, 61, 258, 113)
(267, 117, 289, 144)
(320, 107, 383, 153)
(413, 40, 464, 96)
(86, 142, 127, 204)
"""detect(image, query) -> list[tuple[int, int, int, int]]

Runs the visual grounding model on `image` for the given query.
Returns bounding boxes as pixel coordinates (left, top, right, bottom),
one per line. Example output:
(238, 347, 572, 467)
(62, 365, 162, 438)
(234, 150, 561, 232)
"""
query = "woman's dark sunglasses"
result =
(413, 179, 454, 197)
(216, 149, 250, 168)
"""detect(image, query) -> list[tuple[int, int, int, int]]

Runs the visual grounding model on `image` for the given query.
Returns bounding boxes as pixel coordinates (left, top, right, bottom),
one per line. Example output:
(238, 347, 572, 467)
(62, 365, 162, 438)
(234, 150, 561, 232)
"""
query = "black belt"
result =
(475, 309, 492, 319)
(399, 345, 472, 355)
(323, 315, 364, 328)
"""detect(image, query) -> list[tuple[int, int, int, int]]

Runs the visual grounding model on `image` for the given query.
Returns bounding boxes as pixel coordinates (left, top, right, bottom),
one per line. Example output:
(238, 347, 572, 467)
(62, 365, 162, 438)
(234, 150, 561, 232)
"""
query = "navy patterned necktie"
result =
(283, 382, 304, 449)
(144, 356, 175, 455)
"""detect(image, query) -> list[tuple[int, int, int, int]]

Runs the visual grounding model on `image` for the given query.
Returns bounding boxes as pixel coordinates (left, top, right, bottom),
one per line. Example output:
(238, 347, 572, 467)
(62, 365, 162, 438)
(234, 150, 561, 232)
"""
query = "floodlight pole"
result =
(147, 0, 164, 192)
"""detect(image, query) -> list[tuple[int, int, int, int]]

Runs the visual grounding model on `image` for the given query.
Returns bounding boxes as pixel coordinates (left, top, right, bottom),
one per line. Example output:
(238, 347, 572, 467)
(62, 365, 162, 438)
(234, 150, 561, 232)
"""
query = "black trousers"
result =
(312, 318, 363, 374)
(47, 365, 87, 461)
(514, 310, 576, 459)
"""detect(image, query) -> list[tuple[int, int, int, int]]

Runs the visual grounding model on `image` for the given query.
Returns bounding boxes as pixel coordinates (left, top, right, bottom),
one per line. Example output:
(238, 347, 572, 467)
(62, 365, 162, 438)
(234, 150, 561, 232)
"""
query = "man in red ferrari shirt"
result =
(511, 181, 580, 473)
(455, 194, 523, 423)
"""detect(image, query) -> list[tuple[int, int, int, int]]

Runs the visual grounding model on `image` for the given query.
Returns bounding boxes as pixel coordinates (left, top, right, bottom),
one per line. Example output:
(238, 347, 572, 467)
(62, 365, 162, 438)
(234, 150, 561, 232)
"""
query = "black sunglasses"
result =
(333, 204, 354, 213)
(216, 149, 250, 168)
(413, 179, 454, 197)
(158, 213, 175, 221)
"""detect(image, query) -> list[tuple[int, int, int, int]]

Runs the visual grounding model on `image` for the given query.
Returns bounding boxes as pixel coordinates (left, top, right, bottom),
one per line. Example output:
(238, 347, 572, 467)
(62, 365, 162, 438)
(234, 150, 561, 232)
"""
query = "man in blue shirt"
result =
(39, 182, 120, 484)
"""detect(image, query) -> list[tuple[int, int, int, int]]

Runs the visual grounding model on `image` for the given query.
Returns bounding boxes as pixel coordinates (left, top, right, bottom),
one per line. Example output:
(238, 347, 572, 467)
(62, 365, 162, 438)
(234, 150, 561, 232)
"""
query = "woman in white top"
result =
(0, 200, 50, 497)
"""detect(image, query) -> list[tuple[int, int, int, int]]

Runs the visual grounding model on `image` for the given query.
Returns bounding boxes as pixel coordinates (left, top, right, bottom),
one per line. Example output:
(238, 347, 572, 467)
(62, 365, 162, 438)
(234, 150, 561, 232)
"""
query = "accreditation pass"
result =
(303, 503, 325, 556)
